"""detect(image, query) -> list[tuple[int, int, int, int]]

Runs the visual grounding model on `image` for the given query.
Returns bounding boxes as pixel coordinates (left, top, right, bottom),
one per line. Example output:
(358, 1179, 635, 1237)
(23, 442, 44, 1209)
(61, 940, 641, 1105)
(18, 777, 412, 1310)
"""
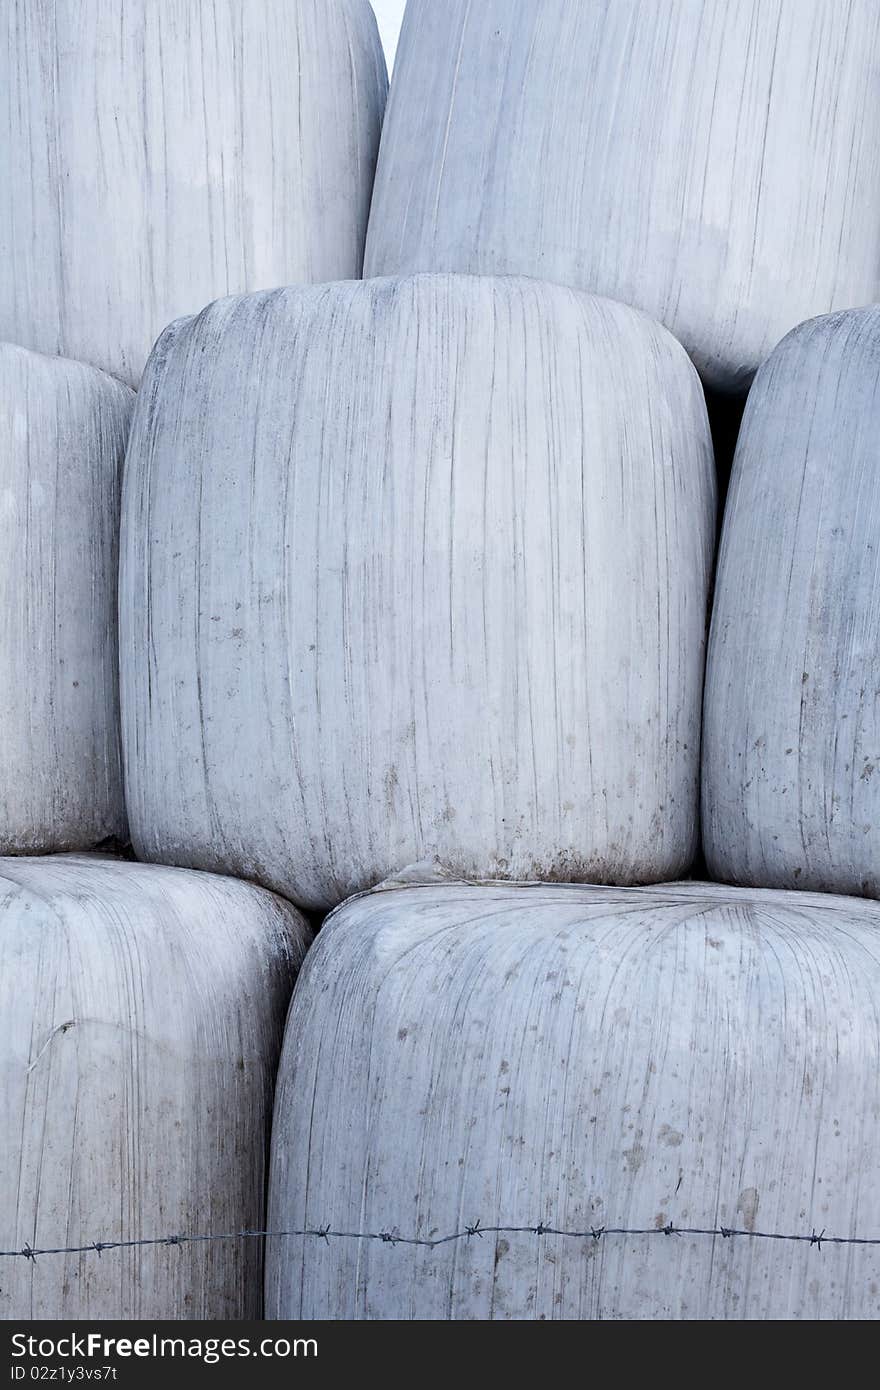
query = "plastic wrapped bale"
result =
(365, 0, 880, 394)
(0, 854, 311, 1320)
(0, 344, 134, 854)
(703, 307, 880, 895)
(119, 274, 716, 910)
(266, 878, 880, 1321)
(0, 0, 387, 386)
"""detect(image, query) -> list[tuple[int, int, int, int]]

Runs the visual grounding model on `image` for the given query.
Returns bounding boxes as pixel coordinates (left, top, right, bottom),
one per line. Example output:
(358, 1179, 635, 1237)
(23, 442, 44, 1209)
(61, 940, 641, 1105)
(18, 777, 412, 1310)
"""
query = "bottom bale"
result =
(0, 854, 311, 1320)
(266, 880, 880, 1320)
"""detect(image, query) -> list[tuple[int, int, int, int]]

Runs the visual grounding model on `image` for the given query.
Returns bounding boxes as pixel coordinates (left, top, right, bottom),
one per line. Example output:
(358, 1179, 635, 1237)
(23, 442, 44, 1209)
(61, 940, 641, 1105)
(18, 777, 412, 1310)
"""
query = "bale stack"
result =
(0, 0, 383, 1320)
(3, 0, 880, 1324)
(261, 1, 880, 1319)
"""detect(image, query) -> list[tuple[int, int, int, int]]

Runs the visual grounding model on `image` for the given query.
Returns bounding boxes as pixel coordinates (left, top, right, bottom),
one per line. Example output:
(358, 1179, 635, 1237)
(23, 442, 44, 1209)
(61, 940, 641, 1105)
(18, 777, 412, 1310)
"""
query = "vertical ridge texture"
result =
(119, 274, 716, 910)
(0, 854, 312, 1320)
(0, 343, 133, 854)
(365, 0, 880, 393)
(0, 0, 387, 385)
(703, 306, 880, 895)
(266, 880, 880, 1320)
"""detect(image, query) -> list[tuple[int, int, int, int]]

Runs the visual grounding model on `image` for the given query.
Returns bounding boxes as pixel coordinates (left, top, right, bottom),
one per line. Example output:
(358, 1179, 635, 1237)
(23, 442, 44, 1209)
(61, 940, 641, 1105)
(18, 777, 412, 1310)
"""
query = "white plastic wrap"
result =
(0, 343, 133, 854)
(366, 0, 880, 392)
(120, 275, 715, 909)
(0, 0, 387, 384)
(0, 854, 311, 1320)
(703, 306, 880, 896)
(267, 878, 880, 1320)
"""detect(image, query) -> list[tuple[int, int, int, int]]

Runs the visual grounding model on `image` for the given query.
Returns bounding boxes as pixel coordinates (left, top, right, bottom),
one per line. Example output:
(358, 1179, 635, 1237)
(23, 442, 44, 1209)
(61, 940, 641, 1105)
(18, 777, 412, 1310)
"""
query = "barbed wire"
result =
(3, 1217, 880, 1260)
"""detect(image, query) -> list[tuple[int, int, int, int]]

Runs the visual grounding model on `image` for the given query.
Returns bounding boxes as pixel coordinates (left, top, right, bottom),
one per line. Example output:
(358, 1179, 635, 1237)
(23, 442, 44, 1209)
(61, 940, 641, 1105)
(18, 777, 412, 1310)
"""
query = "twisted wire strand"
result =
(3, 1219, 877, 1260)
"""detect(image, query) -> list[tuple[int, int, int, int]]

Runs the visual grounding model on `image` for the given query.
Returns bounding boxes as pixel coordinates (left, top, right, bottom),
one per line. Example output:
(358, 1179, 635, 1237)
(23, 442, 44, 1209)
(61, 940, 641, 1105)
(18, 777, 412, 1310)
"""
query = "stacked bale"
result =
(119, 274, 715, 910)
(365, 0, 880, 393)
(267, 878, 880, 1321)
(0, 0, 387, 384)
(0, 855, 311, 1320)
(4, 0, 877, 1329)
(703, 307, 880, 895)
(0, 344, 133, 854)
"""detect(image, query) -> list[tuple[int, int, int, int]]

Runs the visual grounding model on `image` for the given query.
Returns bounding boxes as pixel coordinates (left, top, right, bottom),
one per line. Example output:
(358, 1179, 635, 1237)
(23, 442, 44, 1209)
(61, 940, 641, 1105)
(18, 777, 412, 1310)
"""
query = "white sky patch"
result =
(371, 0, 406, 70)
